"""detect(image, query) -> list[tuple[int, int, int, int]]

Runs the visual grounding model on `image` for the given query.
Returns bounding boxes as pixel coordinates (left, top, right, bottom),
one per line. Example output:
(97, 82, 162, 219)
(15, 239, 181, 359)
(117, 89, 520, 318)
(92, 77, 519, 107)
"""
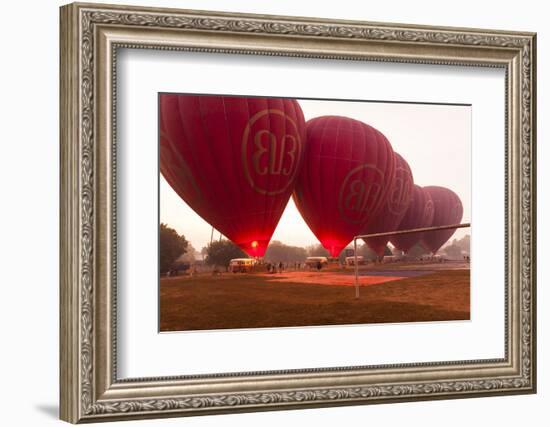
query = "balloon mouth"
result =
(419, 242, 442, 256)
(363, 237, 389, 257)
(238, 239, 269, 258)
(320, 240, 347, 258)
(328, 248, 343, 258)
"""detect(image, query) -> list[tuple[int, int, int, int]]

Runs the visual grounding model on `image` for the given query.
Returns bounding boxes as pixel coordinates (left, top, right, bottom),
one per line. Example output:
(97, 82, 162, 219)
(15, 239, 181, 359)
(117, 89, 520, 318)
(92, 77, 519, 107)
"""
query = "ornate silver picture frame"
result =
(60, 2, 536, 423)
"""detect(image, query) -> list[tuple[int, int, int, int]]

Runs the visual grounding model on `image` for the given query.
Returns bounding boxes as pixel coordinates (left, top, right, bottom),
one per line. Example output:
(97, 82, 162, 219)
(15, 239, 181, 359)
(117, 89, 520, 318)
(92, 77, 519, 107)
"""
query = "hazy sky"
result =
(160, 98, 471, 252)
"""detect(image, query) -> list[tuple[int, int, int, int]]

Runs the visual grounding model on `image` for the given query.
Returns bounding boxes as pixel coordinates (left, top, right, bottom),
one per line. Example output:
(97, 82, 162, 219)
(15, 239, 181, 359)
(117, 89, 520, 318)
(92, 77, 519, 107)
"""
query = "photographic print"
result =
(159, 94, 471, 332)
(60, 4, 536, 421)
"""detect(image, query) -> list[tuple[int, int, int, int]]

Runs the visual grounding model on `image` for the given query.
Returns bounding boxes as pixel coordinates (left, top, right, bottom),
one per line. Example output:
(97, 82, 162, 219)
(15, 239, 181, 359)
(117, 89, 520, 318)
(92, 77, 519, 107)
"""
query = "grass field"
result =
(160, 268, 470, 331)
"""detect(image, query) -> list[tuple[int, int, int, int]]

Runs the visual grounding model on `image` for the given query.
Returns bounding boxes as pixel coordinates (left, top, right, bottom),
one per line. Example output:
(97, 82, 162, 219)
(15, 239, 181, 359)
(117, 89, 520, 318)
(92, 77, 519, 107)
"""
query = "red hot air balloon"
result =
(421, 186, 464, 254)
(390, 185, 435, 253)
(363, 153, 413, 256)
(293, 116, 395, 258)
(160, 94, 306, 257)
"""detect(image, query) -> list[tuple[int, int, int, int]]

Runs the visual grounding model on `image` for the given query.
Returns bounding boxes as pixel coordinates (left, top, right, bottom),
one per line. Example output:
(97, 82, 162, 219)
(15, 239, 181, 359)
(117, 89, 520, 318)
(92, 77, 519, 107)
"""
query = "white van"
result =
(305, 256, 329, 269)
(229, 258, 256, 273)
(345, 256, 366, 266)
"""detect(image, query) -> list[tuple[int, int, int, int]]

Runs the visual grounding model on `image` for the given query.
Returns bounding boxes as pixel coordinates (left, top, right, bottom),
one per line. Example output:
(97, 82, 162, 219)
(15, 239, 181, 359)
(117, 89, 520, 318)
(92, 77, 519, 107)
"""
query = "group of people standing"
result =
(266, 261, 304, 274)
(266, 262, 285, 274)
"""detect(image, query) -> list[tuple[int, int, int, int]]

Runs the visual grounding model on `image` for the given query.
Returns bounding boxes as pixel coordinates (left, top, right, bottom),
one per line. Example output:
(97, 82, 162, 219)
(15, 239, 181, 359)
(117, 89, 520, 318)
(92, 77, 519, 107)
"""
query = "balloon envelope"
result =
(160, 94, 306, 257)
(390, 185, 435, 253)
(293, 115, 395, 257)
(363, 153, 413, 256)
(421, 186, 464, 254)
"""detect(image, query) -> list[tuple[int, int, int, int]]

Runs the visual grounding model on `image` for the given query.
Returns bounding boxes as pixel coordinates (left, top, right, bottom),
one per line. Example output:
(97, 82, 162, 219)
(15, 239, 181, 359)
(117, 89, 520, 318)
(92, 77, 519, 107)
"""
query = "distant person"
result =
(316, 261, 322, 271)
(278, 262, 283, 273)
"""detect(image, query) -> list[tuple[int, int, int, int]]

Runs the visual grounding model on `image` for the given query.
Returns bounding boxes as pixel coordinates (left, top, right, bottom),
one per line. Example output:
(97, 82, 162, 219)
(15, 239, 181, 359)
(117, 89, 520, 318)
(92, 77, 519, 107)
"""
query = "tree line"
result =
(160, 223, 470, 271)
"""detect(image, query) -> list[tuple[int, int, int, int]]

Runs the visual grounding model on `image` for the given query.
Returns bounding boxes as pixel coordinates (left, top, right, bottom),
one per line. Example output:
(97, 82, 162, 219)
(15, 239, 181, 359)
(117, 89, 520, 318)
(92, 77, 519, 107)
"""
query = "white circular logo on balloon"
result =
(387, 167, 412, 216)
(242, 109, 302, 196)
(338, 164, 385, 224)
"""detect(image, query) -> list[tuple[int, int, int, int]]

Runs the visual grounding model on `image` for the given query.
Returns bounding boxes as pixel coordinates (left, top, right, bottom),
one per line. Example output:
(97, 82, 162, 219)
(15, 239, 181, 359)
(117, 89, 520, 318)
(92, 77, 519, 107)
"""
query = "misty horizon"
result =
(165, 220, 471, 258)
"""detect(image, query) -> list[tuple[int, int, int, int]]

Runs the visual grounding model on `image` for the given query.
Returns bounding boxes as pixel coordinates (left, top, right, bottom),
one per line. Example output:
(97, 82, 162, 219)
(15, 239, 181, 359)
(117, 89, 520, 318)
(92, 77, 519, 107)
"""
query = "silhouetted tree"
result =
(356, 243, 380, 261)
(159, 223, 188, 273)
(205, 239, 247, 268)
(407, 242, 431, 258)
(443, 244, 462, 258)
(264, 241, 307, 263)
(305, 244, 330, 258)
(178, 242, 199, 263)
(442, 234, 470, 259)
(455, 234, 470, 252)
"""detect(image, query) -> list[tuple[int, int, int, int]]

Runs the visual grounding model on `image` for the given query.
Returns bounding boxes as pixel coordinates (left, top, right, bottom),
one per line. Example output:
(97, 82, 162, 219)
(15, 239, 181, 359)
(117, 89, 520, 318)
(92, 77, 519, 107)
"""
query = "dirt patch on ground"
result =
(256, 271, 406, 286)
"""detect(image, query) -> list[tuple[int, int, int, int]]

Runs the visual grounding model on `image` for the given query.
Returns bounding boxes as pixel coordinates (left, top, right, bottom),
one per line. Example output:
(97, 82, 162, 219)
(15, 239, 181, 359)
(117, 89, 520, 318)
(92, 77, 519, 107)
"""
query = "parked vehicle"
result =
(345, 256, 366, 266)
(229, 258, 257, 273)
(305, 256, 329, 269)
